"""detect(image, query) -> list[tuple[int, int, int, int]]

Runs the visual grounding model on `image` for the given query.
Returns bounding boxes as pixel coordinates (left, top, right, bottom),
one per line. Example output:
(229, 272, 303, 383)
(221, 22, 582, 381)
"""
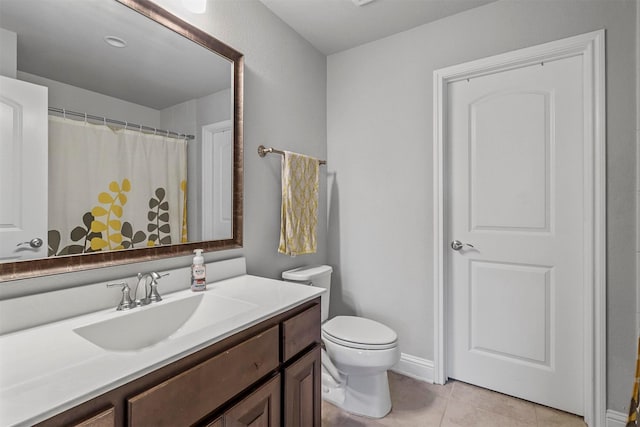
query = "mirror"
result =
(0, 0, 243, 281)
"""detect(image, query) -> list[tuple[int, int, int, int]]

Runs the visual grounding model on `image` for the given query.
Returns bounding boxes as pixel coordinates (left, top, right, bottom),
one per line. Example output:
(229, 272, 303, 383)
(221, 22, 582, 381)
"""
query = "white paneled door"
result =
(446, 55, 584, 415)
(0, 76, 48, 262)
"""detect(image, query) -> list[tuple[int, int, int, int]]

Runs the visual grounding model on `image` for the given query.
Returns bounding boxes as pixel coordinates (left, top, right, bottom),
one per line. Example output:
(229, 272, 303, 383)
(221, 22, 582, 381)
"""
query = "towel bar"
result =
(258, 145, 326, 165)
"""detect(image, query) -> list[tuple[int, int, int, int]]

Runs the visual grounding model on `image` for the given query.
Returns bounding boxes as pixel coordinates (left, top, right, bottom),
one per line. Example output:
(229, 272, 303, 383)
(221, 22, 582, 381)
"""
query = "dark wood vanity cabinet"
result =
(37, 298, 321, 427)
(217, 374, 281, 427)
(70, 407, 116, 427)
(281, 303, 322, 427)
(283, 346, 321, 427)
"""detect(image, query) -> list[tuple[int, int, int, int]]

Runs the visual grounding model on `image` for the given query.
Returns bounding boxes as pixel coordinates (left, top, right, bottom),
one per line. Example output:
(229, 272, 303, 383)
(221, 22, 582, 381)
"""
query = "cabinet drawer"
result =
(282, 304, 321, 362)
(128, 325, 279, 426)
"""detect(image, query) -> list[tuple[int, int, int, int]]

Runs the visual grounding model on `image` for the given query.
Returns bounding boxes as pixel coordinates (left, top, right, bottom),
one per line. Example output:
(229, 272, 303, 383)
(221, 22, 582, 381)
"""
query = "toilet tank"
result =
(282, 265, 332, 322)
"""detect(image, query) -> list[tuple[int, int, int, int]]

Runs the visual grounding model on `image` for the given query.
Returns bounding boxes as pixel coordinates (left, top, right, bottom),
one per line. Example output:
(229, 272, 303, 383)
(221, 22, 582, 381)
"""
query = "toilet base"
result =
(322, 367, 392, 419)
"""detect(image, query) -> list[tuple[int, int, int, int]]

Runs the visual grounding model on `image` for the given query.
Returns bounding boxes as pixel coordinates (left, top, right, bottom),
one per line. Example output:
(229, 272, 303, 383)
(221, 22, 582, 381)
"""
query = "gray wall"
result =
(0, 27, 16, 78)
(19, 72, 162, 127)
(327, 0, 637, 414)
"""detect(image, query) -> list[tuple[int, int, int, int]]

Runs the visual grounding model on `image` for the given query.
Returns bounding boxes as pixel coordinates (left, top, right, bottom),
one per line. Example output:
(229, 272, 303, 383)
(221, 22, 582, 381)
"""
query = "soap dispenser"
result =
(191, 249, 206, 291)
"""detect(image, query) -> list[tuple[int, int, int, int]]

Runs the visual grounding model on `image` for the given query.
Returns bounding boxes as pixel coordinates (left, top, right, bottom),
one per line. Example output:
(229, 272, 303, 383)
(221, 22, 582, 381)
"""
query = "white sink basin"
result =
(73, 292, 258, 352)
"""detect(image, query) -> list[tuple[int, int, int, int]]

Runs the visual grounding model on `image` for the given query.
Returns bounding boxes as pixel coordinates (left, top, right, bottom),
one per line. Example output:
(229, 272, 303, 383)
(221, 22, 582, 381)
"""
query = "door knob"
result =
(451, 240, 474, 251)
(16, 238, 43, 248)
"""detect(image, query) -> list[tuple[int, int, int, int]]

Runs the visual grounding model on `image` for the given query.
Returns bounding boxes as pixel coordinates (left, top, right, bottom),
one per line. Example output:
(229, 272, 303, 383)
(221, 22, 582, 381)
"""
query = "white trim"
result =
(605, 410, 628, 427)
(391, 354, 434, 383)
(433, 30, 606, 426)
(636, 0, 640, 337)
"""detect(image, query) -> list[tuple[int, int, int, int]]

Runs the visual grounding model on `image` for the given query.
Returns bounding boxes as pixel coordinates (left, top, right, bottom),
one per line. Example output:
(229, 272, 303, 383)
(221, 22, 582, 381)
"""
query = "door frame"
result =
(432, 30, 606, 426)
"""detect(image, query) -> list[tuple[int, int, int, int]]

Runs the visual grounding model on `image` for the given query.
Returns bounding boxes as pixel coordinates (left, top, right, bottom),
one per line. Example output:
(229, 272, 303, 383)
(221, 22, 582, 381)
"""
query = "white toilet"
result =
(282, 265, 400, 419)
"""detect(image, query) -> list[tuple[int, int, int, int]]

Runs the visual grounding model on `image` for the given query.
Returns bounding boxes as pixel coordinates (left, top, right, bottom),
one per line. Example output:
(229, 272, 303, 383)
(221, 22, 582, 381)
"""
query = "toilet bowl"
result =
(282, 266, 400, 418)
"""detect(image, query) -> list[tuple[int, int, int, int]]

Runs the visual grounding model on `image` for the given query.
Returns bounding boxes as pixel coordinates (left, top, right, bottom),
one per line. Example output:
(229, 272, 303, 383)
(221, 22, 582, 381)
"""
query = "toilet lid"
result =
(322, 316, 397, 350)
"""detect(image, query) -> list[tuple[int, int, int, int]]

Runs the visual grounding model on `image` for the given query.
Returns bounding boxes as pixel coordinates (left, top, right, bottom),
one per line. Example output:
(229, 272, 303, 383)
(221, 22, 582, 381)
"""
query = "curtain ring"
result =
(62, 109, 66, 119)
(153, 128, 158, 136)
(84, 113, 88, 124)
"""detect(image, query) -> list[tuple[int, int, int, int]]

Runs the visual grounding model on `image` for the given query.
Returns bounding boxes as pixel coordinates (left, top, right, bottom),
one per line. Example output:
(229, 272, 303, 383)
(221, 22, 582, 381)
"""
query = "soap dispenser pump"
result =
(191, 249, 206, 291)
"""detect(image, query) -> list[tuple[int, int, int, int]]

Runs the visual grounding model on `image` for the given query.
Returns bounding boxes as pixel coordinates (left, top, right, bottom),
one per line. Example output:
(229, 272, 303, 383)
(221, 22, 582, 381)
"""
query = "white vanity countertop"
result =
(0, 274, 323, 427)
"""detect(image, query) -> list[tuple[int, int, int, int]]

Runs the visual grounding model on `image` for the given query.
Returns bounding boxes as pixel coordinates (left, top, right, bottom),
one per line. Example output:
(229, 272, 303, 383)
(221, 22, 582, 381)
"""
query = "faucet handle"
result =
(107, 282, 136, 311)
(146, 272, 168, 303)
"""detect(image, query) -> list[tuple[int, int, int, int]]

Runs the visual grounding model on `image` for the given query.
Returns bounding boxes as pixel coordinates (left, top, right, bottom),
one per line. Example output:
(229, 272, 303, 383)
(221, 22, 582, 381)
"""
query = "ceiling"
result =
(0, 0, 231, 110)
(259, 0, 495, 55)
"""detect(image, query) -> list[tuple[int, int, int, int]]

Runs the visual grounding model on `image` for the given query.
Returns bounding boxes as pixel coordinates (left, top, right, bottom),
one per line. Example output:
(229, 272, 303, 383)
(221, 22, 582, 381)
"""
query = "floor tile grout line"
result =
(446, 380, 541, 427)
(320, 373, 584, 426)
(439, 384, 452, 427)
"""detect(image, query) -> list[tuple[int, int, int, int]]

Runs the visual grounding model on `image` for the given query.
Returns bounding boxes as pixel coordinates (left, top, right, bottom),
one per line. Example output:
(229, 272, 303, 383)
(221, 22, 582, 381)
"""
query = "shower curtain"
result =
(47, 116, 188, 256)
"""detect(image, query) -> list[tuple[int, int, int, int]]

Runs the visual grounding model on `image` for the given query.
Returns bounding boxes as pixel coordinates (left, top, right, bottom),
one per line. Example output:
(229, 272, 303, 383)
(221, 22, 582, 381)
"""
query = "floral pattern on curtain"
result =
(47, 116, 187, 256)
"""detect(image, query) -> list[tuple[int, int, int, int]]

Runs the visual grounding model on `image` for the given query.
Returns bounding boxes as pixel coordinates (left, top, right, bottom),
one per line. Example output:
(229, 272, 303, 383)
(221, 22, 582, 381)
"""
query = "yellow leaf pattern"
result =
(46, 118, 187, 257)
(91, 220, 107, 233)
(92, 206, 108, 217)
(90, 179, 130, 251)
(90, 237, 108, 250)
(112, 205, 123, 218)
(98, 192, 114, 204)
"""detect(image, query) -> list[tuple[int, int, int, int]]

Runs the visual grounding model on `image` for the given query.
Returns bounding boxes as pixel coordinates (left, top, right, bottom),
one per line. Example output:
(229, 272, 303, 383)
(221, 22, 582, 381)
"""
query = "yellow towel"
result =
(279, 151, 319, 256)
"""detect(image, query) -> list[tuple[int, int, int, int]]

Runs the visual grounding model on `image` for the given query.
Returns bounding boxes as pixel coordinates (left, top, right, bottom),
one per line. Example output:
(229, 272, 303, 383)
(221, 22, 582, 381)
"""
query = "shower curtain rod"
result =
(48, 107, 195, 140)
(257, 145, 326, 165)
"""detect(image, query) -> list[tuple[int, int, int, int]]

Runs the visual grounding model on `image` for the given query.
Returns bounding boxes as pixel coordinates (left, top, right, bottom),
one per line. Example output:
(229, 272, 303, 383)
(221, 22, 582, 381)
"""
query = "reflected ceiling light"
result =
(104, 35, 127, 48)
(182, 0, 207, 13)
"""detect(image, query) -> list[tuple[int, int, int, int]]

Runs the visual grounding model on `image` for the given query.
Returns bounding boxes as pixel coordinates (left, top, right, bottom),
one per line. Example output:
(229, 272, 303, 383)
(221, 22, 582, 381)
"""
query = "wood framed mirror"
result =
(0, 0, 243, 281)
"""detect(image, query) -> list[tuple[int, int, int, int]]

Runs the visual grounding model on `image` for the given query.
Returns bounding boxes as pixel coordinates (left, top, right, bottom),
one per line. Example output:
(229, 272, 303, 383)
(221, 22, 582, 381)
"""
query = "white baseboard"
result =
(606, 409, 627, 427)
(391, 353, 434, 383)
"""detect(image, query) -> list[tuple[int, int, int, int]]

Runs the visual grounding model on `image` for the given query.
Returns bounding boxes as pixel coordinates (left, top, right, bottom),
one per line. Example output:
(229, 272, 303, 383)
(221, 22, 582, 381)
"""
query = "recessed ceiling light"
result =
(104, 36, 127, 48)
(352, 0, 376, 6)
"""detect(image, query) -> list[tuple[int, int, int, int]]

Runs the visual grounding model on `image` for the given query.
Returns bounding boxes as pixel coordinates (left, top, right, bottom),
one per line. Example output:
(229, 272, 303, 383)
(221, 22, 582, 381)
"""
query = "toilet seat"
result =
(322, 316, 397, 350)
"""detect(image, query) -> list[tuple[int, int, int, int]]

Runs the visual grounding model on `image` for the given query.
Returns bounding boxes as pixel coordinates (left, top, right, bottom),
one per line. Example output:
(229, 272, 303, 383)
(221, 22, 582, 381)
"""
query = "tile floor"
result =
(321, 372, 586, 426)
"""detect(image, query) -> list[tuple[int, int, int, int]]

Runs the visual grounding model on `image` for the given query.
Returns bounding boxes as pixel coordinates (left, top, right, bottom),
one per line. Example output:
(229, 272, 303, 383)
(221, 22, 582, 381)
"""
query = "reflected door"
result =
(0, 76, 47, 261)
(446, 56, 584, 414)
(202, 121, 232, 241)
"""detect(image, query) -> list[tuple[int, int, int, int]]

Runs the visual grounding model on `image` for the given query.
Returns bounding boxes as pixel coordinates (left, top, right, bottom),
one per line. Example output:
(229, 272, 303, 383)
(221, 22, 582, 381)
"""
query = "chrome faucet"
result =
(135, 271, 167, 306)
(106, 282, 136, 311)
(107, 272, 167, 311)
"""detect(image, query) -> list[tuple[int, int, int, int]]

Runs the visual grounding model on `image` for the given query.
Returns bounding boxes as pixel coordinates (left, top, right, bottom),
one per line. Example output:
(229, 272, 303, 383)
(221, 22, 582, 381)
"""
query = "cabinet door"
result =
(70, 407, 115, 427)
(205, 417, 223, 427)
(284, 346, 321, 427)
(224, 375, 281, 427)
